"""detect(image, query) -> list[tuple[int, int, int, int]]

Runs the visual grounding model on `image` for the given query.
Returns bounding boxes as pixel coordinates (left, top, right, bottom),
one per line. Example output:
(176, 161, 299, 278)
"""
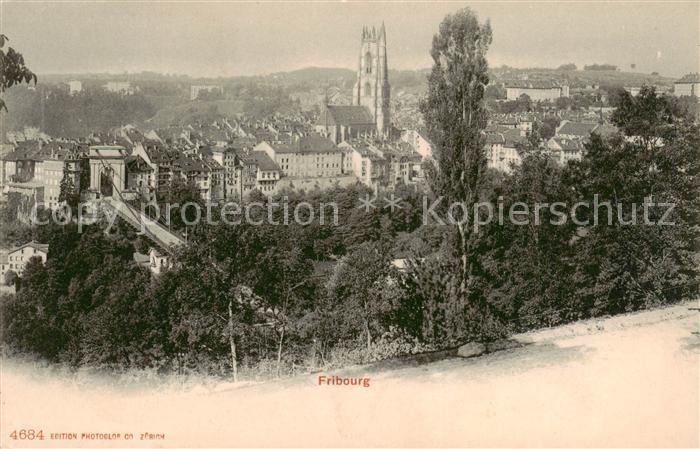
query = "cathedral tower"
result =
(352, 22, 391, 136)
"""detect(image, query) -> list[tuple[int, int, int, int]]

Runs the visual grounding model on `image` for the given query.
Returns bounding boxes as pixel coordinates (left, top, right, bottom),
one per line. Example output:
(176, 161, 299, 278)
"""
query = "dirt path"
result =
(2, 303, 698, 447)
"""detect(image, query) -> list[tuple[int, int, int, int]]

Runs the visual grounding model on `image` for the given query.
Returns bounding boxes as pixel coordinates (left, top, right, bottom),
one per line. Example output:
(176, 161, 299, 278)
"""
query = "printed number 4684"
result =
(10, 429, 45, 440)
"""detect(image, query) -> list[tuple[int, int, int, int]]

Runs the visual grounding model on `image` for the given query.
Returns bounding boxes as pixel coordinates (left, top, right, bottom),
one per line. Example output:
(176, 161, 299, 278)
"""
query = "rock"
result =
(485, 338, 521, 352)
(457, 342, 487, 358)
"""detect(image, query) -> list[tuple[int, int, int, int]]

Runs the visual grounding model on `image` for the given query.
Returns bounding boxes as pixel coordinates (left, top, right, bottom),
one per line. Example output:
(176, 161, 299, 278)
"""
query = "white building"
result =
(547, 137, 586, 164)
(104, 81, 134, 95)
(400, 129, 433, 160)
(484, 133, 523, 174)
(673, 74, 700, 97)
(190, 85, 223, 100)
(0, 241, 49, 279)
(133, 248, 171, 276)
(505, 82, 569, 101)
(253, 135, 344, 179)
(1, 144, 82, 210)
(67, 80, 82, 95)
(338, 140, 386, 187)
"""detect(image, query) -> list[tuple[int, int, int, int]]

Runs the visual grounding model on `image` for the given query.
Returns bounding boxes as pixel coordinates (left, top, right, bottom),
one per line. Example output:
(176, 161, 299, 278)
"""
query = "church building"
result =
(316, 23, 391, 144)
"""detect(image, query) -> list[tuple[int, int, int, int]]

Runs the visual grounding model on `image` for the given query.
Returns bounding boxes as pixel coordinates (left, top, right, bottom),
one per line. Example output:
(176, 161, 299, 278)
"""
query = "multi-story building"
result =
(238, 152, 261, 197)
(201, 156, 225, 202)
(0, 241, 49, 279)
(673, 73, 700, 97)
(132, 141, 179, 201)
(483, 129, 527, 173)
(382, 144, 422, 186)
(250, 152, 281, 194)
(338, 140, 387, 187)
(190, 85, 223, 100)
(400, 129, 433, 160)
(254, 134, 346, 179)
(67, 80, 82, 95)
(1, 143, 83, 209)
(505, 81, 569, 101)
(126, 155, 156, 202)
(210, 147, 241, 200)
(104, 81, 134, 95)
(547, 137, 586, 164)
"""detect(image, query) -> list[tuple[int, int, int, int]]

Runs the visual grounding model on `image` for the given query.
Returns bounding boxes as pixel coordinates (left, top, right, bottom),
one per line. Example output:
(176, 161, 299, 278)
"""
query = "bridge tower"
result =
(88, 146, 127, 197)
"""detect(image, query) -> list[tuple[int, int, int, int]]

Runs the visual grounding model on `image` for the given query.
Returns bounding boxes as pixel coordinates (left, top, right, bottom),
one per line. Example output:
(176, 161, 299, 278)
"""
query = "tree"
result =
(480, 152, 577, 330)
(540, 116, 561, 140)
(418, 8, 493, 332)
(0, 35, 37, 112)
(566, 93, 700, 315)
(611, 85, 687, 149)
(555, 96, 572, 111)
(400, 247, 465, 344)
(1, 257, 64, 360)
(584, 64, 618, 71)
(4, 269, 18, 286)
(325, 241, 395, 351)
(76, 259, 162, 369)
(484, 84, 506, 99)
(58, 171, 79, 210)
(517, 94, 532, 112)
(557, 63, 577, 71)
(162, 177, 203, 232)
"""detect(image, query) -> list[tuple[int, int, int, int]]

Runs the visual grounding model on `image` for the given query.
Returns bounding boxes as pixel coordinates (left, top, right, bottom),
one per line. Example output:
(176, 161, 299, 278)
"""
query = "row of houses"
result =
(2, 129, 430, 209)
(0, 141, 83, 210)
(483, 119, 620, 173)
(126, 132, 426, 200)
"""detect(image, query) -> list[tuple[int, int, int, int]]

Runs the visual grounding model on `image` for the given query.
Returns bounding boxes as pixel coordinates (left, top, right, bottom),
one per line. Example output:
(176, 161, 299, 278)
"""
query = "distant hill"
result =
(266, 67, 355, 85)
(490, 67, 675, 89)
(144, 99, 245, 129)
(3, 66, 681, 139)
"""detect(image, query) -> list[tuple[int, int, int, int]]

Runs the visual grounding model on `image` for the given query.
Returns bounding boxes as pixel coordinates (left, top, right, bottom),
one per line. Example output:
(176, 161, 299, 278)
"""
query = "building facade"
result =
(505, 82, 569, 101)
(254, 135, 346, 179)
(0, 241, 49, 279)
(673, 74, 700, 97)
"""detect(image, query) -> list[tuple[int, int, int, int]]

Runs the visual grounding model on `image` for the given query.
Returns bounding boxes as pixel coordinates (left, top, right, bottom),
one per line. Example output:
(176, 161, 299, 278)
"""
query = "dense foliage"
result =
(0, 34, 37, 112)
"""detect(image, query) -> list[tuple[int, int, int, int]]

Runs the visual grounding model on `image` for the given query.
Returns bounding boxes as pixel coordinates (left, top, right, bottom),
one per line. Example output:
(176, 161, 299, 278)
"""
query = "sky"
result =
(1, 1, 698, 78)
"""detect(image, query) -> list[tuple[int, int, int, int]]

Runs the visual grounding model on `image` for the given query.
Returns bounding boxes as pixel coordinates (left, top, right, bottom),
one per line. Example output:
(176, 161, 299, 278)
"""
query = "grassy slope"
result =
(2, 301, 697, 447)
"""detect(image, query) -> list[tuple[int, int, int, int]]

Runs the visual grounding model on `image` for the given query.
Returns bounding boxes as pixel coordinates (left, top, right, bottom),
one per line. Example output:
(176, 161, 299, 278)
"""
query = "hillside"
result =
(1, 66, 683, 139)
(143, 99, 245, 128)
(2, 302, 697, 447)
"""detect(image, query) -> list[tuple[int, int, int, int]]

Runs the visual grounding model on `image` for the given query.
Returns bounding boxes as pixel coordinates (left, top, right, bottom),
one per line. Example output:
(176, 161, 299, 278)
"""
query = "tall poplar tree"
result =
(419, 8, 492, 314)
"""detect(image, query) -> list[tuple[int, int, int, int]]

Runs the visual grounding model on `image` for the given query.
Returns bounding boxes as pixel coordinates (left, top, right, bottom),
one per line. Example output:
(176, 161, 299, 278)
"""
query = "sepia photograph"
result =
(0, 0, 698, 447)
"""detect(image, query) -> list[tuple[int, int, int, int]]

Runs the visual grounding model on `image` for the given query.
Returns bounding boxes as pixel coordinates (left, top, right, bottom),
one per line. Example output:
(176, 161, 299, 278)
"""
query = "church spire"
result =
(352, 23, 391, 136)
